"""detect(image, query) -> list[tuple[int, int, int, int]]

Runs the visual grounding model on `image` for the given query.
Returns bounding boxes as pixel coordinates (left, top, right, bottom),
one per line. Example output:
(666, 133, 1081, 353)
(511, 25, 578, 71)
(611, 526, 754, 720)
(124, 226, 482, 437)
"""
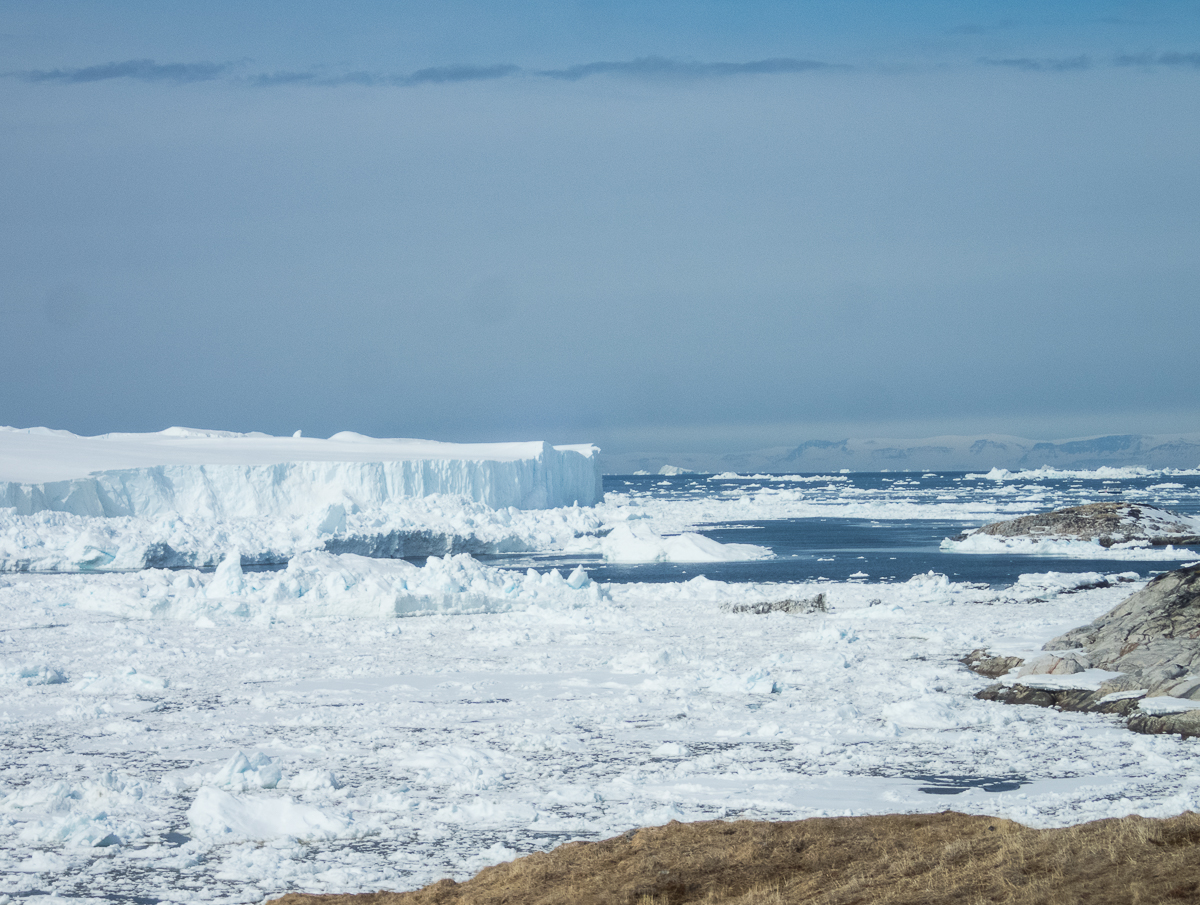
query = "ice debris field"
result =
(2, 427, 1200, 903)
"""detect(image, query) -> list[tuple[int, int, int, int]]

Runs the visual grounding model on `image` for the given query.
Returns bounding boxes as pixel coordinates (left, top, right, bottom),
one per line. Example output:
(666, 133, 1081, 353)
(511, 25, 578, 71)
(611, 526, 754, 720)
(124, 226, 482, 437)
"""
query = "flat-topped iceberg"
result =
(0, 427, 604, 571)
(0, 427, 602, 516)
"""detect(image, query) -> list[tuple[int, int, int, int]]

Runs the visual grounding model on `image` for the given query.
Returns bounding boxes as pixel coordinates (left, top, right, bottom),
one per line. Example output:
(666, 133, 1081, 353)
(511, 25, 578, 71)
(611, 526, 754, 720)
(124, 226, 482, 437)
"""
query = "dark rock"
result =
(976, 684, 1057, 708)
(974, 683, 1144, 715)
(960, 648, 1024, 678)
(1127, 710, 1200, 740)
(724, 594, 828, 615)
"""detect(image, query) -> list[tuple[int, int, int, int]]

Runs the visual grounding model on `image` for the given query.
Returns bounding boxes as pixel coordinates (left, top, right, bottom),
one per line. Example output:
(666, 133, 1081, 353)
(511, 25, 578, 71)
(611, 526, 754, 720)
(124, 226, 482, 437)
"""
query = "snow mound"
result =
(205, 752, 283, 792)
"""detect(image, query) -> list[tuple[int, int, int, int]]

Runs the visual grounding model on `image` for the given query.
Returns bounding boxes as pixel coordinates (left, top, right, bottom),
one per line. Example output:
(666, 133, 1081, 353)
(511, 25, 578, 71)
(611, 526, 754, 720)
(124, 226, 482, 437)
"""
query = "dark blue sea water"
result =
(494, 470, 1200, 587)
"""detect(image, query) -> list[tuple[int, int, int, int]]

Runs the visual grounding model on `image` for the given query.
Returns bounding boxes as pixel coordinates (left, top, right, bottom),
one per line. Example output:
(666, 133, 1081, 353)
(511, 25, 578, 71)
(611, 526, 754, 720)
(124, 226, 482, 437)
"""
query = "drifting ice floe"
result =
(566, 522, 774, 563)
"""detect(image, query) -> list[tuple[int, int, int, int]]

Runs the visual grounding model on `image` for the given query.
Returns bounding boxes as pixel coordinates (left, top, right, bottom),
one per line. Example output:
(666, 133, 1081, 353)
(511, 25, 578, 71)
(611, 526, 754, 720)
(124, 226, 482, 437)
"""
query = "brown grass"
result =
(268, 811, 1200, 905)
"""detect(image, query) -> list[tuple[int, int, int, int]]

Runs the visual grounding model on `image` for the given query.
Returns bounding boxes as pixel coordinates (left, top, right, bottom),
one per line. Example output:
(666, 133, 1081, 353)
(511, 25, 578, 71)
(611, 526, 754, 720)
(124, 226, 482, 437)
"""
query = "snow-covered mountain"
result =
(603, 432, 1200, 475)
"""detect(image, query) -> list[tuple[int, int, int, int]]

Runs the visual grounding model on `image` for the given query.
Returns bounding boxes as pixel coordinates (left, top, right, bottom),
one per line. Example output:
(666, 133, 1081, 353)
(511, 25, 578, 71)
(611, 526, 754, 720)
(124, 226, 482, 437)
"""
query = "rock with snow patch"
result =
(962, 502, 1200, 548)
(974, 563, 1200, 737)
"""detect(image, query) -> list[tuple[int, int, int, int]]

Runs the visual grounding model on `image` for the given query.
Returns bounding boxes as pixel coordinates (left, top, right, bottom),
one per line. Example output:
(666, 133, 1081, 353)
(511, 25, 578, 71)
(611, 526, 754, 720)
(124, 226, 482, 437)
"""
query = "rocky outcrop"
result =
(959, 649, 1024, 678)
(962, 501, 1200, 547)
(970, 564, 1200, 737)
(723, 594, 829, 615)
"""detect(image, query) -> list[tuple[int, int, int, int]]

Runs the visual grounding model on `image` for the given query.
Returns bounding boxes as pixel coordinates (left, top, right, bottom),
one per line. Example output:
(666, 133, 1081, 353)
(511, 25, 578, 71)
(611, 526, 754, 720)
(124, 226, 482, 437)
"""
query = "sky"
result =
(2, 1, 1199, 454)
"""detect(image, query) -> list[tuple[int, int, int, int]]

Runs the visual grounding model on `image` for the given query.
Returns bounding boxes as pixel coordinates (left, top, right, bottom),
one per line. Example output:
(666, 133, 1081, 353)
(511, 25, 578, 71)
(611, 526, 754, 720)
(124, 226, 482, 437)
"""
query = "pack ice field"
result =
(2, 427, 1199, 904)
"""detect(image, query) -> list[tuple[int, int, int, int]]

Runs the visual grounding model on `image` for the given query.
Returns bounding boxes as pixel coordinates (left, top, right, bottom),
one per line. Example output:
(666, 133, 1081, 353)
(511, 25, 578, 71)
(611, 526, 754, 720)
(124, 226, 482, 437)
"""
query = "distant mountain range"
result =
(601, 432, 1200, 475)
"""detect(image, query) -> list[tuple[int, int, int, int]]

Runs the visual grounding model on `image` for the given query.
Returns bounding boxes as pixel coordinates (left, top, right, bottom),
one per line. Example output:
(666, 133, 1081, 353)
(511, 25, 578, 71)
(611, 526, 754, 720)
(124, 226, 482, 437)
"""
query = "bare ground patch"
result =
(268, 810, 1200, 905)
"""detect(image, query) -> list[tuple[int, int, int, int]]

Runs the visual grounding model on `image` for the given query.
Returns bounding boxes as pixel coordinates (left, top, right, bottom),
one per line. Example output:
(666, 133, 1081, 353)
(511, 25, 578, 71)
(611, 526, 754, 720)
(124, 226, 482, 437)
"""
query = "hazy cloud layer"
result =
(19, 59, 231, 84)
(11, 56, 839, 88)
(1115, 51, 1200, 68)
(537, 56, 838, 80)
(10, 51, 1200, 89)
(982, 55, 1092, 72)
(250, 63, 523, 87)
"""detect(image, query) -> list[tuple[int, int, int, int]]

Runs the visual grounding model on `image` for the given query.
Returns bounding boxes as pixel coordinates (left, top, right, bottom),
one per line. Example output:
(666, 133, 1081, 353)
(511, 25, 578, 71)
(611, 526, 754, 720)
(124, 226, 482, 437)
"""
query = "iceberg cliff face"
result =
(0, 429, 604, 571)
(0, 430, 602, 518)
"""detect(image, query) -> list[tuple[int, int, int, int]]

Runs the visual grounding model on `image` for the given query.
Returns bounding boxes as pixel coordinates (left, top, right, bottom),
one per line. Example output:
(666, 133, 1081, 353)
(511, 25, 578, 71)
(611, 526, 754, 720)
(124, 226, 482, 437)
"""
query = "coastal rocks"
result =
(1047, 563, 1200, 660)
(1044, 562, 1200, 709)
(970, 563, 1200, 737)
(963, 501, 1200, 547)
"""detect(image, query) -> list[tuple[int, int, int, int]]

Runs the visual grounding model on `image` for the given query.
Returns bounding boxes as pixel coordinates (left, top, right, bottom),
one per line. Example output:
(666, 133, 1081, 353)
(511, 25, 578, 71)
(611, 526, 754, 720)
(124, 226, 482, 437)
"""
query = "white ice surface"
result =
(1138, 697, 1200, 715)
(0, 427, 602, 514)
(969, 466, 1200, 481)
(0, 427, 597, 484)
(0, 494, 607, 572)
(942, 534, 1200, 560)
(5, 559, 1200, 903)
(1003, 669, 1126, 692)
(64, 550, 605, 622)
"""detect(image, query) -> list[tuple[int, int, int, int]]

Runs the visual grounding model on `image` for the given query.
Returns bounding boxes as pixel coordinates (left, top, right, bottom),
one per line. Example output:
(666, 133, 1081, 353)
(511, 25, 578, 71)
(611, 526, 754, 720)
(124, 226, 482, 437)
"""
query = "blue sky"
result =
(2, 2, 1198, 451)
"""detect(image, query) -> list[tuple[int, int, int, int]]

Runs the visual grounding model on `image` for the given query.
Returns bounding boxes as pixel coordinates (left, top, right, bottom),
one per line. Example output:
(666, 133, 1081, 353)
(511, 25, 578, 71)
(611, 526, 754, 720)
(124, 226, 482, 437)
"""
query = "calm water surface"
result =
(490, 471, 1200, 587)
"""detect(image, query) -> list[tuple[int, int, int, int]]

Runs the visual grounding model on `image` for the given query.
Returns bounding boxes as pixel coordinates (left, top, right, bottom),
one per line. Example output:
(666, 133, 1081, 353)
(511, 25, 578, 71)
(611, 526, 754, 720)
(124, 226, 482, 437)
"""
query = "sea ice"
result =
(942, 533, 1199, 560)
(187, 787, 355, 842)
(3, 557, 1199, 902)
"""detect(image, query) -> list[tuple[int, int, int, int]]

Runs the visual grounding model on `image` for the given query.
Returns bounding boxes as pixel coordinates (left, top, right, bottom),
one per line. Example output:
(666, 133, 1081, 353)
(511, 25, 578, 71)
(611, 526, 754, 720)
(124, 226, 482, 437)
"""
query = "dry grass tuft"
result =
(268, 811, 1200, 905)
